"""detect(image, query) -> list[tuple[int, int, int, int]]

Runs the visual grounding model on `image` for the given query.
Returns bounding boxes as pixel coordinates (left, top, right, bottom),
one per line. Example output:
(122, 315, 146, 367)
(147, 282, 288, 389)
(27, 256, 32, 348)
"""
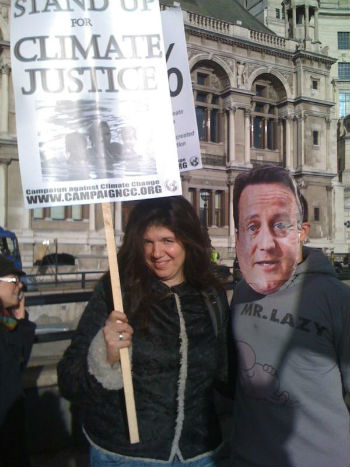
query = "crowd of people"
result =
(1, 165, 350, 467)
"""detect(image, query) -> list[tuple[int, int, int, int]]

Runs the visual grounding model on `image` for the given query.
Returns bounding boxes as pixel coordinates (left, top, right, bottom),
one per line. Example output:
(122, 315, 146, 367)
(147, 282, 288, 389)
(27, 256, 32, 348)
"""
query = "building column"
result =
(204, 189, 213, 227)
(284, 5, 289, 37)
(285, 116, 292, 169)
(181, 175, 191, 201)
(264, 118, 268, 149)
(228, 181, 235, 241)
(22, 205, 31, 230)
(210, 190, 216, 227)
(296, 114, 305, 169)
(326, 185, 333, 240)
(89, 204, 96, 231)
(332, 179, 346, 251)
(279, 118, 284, 161)
(244, 110, 251, 165)
(305, 5, 309, 39)
(0, 64, 10, 134)
(114, 201, 122, 234)
(0, 162, 8, 226)
(224, 190, 229, 228)
(194, 188, 200, 216)
(314, 9, 319, 42)
(292, 6, 297, 38)
(228, 106, 236, 164)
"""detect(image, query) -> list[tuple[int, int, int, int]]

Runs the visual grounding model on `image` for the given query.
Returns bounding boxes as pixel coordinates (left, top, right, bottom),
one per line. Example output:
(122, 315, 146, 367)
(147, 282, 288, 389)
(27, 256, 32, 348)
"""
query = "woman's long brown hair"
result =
(115, 196, 222, 320)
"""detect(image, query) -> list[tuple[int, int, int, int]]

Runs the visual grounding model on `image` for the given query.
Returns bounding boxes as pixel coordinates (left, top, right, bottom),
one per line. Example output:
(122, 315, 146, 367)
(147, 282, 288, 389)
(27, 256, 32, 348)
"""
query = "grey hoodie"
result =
(231, 247, 350, 467)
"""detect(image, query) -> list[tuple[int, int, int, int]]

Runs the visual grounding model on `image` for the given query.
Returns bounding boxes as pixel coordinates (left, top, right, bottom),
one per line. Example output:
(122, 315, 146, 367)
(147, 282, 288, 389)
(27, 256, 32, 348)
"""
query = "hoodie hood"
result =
(296, 247, 336, 277)
(281, 247, 336, 291)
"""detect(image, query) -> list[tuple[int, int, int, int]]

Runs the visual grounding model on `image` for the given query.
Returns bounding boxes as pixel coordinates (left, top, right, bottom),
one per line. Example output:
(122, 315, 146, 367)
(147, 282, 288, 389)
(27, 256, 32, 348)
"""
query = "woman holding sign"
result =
(58, 196, 231, 467)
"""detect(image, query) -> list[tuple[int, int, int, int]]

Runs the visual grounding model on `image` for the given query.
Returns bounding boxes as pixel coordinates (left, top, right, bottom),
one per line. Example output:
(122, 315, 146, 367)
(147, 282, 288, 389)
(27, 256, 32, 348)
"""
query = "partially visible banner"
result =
(11, 0, 181, 208)
(162, 7, 202, 172)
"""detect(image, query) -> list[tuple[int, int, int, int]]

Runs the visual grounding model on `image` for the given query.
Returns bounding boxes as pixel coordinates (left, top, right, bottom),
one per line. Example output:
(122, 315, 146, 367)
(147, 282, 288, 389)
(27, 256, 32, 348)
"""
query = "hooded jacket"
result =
(57, 276, 229, 461)
(231, 247, 350, 467)
(0, 312, 35, 427)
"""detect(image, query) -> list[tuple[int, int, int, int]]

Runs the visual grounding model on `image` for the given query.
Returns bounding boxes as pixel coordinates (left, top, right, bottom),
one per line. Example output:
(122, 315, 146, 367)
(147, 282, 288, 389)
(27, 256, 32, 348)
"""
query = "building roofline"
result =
(187, 23, 337, 65)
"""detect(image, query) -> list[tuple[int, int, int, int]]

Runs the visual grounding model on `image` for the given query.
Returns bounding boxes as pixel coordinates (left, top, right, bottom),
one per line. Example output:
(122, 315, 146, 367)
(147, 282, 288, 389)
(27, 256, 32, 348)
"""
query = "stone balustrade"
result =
(249, 30, 286, 48)
(186, 11, 232, 35)
(160, 5, 296, 51)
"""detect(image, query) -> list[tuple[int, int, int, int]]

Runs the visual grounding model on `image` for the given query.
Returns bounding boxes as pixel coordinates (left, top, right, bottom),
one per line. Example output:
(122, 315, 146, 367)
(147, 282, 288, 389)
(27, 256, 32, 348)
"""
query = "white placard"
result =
(162, 7, 202, 172)
(11, 0, 182, 208)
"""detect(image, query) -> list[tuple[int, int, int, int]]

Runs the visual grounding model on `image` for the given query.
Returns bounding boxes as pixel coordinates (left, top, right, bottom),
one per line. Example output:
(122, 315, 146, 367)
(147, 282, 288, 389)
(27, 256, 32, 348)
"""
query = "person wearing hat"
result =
(0, 256, 35, 466)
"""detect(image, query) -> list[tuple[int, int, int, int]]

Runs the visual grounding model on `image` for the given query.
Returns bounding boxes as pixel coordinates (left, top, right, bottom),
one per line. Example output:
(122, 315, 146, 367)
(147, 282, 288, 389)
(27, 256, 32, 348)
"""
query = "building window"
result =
(33, 205, 88, 221)
(255, 85, 265, 97)
(214, 191, 224, 227)
(312, 80, 318, 90)
(50, 206, 65, 220)
(192, 66, 223, 143)
(281, 7, 285, 19)
(338, 32, 350, 50)
(296, 7, 303, 24)
(313, 131, 319, 146)
(197, 73, 208, 85)
(199, 190, 211, 226)
(339, 92, 350, 117)
(275, 8, 280, 18)
(251, 82, 278, 151)
(338, 62, 350, 80)
(314, 207, 320, 221)
(33, 208, 44, 219)
(72, 205, 82, 221)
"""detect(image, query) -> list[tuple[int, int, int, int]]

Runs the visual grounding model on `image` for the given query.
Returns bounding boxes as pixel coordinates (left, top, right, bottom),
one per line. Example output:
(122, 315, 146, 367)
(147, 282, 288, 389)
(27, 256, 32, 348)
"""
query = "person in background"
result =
(0, 256, 36, 466)
(210, 248, 220, 264)
(230, 165, 350, 467)
(58, 196, 231, 467)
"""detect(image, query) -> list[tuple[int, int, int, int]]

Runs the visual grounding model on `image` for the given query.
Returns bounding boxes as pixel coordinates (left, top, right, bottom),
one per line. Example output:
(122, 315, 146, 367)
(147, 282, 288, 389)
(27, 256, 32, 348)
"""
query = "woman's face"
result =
(143, 225, 186, 287)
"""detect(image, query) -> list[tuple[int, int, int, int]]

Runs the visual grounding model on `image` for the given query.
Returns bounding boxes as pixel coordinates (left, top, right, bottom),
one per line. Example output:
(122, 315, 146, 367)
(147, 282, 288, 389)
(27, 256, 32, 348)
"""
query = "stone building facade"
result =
(0, 0, 346, 270)
(239, 0, 350, 253)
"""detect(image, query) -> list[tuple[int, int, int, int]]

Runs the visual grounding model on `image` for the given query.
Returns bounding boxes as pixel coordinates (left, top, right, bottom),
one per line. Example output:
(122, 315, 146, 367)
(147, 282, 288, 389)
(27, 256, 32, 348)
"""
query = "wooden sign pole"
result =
(101, 202, 140, 444)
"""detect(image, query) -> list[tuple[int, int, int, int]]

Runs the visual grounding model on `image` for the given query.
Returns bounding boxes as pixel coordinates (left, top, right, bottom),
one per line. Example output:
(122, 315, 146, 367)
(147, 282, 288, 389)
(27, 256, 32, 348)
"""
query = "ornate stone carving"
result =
(187, 49, 203, 62)
(338, 116, 350, 137)
(296, 178, 306, 189)
(1, 7, 8, 20)
(220, 57, 235, 71)
(237, 62, 247, 88)
(277, 69, 294, 91)
(247, 63, 259, 76)
(210, 74, 221, 89)
(0, 63, 10, 75)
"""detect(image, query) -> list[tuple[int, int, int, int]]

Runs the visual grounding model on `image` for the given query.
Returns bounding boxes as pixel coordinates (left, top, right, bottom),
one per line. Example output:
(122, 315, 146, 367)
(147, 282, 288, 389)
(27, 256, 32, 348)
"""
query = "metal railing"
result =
(26, 290, 93, 343)
(24, 270, 105, 291)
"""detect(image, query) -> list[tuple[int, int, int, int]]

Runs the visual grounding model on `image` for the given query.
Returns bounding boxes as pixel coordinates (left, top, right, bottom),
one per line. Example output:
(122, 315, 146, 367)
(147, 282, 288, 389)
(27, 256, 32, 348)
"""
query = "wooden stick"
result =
(101, 202, 140, 444)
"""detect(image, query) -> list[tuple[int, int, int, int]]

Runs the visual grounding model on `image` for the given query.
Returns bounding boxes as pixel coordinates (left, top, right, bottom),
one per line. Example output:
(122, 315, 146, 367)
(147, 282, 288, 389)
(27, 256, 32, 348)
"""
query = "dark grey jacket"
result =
(57, 277, 230, 461)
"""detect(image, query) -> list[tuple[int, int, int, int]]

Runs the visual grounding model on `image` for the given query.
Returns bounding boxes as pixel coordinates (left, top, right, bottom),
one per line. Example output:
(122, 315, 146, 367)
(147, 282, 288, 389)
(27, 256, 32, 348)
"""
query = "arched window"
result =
(192, 64, 225, 143)
(251, 81, 279, 151)
(250, 75, 286, 163)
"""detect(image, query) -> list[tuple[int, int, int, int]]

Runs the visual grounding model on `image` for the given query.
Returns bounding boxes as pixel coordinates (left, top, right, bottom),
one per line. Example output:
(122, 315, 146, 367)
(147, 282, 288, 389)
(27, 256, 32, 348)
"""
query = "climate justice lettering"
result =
(14, 33, 162, 94)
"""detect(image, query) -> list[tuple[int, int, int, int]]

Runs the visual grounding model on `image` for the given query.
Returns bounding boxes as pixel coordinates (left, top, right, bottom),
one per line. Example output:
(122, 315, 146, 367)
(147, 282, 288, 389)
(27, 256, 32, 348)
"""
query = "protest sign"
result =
(11, 0, 181, 209)
(162, 7, 202, 172)
(11, 0, 184, 444)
